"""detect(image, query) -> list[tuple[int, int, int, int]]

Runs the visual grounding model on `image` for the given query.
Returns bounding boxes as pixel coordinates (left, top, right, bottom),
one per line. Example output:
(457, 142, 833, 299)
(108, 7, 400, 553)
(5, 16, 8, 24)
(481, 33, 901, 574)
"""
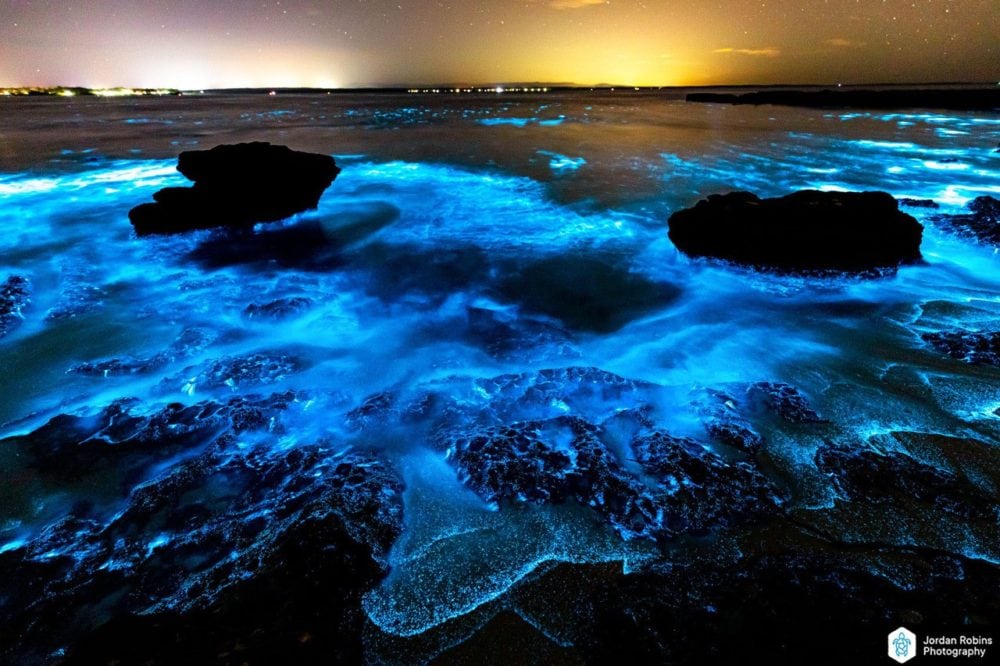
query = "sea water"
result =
(1, 91, 999, 645)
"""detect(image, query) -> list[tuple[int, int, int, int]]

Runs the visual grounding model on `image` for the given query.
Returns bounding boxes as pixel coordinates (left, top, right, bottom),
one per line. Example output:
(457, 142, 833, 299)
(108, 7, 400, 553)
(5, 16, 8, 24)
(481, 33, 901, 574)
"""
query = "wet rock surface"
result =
(129, 142, 340, 235)
(0, 275, 30, 339)
(2, 362, 999, 664)
(631, 432, 781, 534)
(922, 329, 1000, 367)
(163, 351, 305, 393)
(746, 381, 826, 423)
(444, 415, 782, 540)
(0, 392, 404, 666)
(668, 190, 923, 272)
(244, 296, 314, 320)
(932, 195, 1000, 247)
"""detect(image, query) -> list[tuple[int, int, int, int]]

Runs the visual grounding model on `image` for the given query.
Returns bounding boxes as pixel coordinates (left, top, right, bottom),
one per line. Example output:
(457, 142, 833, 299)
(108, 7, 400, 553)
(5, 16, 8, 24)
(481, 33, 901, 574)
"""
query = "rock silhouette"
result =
(668, 190, 922, 272)
(129, 142, 340, 235)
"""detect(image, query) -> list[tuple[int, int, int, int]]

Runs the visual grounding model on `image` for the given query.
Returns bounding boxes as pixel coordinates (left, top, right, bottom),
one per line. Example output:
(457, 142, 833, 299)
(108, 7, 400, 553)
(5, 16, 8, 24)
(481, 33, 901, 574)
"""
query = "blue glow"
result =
(537, 115, 566, 127)
(537, 150, 586, 172)
(1, 97, 999, 656)
(0, 539, 26, 554)
(477, 117, 532, 127)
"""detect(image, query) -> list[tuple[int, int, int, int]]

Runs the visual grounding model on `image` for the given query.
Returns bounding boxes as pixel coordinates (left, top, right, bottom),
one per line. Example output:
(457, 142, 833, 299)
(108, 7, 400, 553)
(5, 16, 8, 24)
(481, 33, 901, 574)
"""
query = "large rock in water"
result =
(667, 190, 923, 272)
(129, 142, 340, 235)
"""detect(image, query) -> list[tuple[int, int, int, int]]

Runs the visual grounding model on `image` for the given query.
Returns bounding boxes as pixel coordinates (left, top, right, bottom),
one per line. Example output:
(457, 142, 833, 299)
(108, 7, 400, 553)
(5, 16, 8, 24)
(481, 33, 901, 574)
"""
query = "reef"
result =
(668, 190, 923, 272)
(128, 142, 340, 235)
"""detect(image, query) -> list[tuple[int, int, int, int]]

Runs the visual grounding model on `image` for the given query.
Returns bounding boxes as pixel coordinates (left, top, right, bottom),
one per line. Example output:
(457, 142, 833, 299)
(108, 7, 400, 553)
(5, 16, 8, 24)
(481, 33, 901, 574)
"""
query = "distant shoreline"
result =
(686, 87, 1000, 112)
(2, 82, 997, 103)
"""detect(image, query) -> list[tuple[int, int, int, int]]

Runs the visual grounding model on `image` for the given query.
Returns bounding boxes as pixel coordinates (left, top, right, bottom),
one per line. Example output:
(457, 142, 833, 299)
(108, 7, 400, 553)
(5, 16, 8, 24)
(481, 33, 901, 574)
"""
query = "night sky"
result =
(0, 0, 996, 89)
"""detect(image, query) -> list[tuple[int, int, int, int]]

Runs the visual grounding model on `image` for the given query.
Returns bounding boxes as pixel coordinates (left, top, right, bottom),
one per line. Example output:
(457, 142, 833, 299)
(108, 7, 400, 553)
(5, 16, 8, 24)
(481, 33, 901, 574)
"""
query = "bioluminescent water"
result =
(1, 92, 998, 663)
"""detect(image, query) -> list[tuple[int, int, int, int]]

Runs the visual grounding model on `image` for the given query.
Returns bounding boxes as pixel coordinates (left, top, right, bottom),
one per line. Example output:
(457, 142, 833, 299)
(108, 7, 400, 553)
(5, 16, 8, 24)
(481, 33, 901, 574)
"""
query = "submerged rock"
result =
(497, 256, 681, 333)
(932, 195, 1000, 247)
(815, 441, 999, 523)
(0, 275, 30, 339)
(667, 190, 923, 272)
(244, 296, 314, 320)
(129, 142, 340, 235)
(71, 327, 216, 377)
(466, 306, 578, 361)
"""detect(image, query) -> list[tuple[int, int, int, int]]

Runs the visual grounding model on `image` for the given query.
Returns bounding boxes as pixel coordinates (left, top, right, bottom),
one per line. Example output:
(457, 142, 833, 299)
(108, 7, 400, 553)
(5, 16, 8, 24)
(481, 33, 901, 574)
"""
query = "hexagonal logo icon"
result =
(888, 627, 917, 663)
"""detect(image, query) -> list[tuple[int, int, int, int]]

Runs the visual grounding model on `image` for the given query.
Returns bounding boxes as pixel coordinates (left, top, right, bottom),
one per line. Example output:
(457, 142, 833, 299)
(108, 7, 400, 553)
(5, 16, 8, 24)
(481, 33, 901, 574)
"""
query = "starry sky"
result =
(0, 0, 996, 88)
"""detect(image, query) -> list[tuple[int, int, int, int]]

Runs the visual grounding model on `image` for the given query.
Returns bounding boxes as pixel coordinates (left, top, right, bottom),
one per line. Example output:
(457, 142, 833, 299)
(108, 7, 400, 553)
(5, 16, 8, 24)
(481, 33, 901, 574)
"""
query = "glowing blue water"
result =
(1, 94, 999, 639)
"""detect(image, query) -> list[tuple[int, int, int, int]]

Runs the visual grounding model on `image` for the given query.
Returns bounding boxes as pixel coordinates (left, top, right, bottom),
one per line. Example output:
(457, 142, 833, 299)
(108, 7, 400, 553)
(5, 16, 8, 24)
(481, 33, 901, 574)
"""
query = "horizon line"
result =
(2, 80, 996, 94)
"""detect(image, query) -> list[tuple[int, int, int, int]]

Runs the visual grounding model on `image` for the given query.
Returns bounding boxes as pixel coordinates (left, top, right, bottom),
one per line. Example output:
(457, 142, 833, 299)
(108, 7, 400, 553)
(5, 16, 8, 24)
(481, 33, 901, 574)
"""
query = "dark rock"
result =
(446, 416, 663, 540)
(244, 297, 313, 320)
(497, 256, 681, 333)
(7, 399, 225, 481)
(815, 442, 998, 522)
(2, 392, 296, 484)
(71, 355, 169, 377)
(466, 306, 578, 361)
(686, 88, 1000, 111)
(747, 382, 826, 423)
(345, 391, 397, 431)
(898, 198, 939, 209)
(446, 416, 780, 540)
(668, 190, 923, 272)
(922, 329, 1000, 367)
(705, 420, 764, 454)
(470, 366, 658, 424)
(1, 439, 403, 666)
(932, 195, 1000, 246)
(0, 275, 30, 338)
(164, 352, 304, 392)
(129, 142, 340, 235)
(631, 432, 781, 534)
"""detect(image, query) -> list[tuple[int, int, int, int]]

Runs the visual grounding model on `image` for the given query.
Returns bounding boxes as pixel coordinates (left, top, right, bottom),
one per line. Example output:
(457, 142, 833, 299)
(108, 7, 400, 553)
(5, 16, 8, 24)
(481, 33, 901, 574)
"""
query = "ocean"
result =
(1, 91, 998, 663)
